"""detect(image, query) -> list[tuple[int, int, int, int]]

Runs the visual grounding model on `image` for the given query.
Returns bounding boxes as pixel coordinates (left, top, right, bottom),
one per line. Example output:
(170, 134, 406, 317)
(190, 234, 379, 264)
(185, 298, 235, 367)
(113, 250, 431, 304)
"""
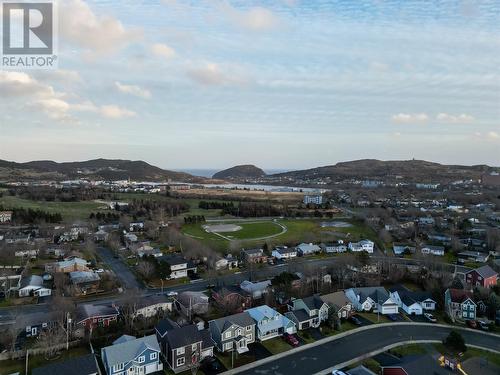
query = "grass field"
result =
(182, 218, 377, 253)
(0, 195, 106, 221)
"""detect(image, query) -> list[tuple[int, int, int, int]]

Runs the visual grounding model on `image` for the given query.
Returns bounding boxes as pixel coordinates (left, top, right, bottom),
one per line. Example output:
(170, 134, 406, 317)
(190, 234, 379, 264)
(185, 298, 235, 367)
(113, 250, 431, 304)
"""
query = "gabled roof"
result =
(354, 287, 390, 303)
(166, 324, 202, 349)
(301, 295, 326, 310)
(20, 275, 44, 288)
(113, 335, 136, 345)
(155, 318, 180, 337)
(469, 265, 497, 279)
(76, 304, 118, 322)
(287, 309, 310, 323)
(200, 329, 215, 350)
(321, 291, 351, 308)
(158, 254, 188, 266)
(210, 312, 255, 333)
(102, 335, 160, 367)
(31, 354, 98, 375)
(447, 289, 475, 304)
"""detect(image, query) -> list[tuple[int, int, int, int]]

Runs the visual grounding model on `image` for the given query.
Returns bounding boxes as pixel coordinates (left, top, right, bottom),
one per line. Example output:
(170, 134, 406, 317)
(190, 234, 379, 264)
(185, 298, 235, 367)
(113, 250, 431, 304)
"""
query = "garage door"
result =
(145, 363, 157, 373)
(384, 306, 398, 314)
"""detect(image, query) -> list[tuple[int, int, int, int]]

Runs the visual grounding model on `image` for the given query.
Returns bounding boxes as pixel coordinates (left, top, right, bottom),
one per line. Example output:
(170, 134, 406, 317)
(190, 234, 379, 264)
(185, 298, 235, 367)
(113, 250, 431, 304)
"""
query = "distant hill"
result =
(270, 159, 496, 183)
(213, 165, 267, 180)
(0, 158, 201, 182)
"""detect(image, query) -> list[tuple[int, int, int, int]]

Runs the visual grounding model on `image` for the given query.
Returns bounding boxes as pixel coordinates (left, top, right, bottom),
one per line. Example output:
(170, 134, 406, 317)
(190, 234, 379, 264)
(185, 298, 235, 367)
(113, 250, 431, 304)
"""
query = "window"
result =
(224, 331, 231, 339)
(236, 329, 242, 336)
(113, 363, 124, 372)
(137, 356, 145, 363)
(246, 326, 252, 331)
(192, 344, 198, 352)
(150, 352, 157, 361)
(177, 357, 185, 367)
(225, 342, 232, 350)
(177, 347, 185, 355)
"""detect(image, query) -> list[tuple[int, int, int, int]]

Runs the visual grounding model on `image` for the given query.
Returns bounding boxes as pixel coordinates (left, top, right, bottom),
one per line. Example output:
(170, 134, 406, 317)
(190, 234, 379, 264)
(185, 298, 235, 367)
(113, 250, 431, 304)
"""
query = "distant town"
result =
(0, 158, 498, 375)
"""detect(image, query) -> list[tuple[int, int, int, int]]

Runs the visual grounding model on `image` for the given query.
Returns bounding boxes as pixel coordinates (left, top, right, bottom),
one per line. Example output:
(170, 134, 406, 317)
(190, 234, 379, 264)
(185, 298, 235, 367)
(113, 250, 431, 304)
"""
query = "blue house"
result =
(101, 335, 162, 375)
(245, 305, 296, 341)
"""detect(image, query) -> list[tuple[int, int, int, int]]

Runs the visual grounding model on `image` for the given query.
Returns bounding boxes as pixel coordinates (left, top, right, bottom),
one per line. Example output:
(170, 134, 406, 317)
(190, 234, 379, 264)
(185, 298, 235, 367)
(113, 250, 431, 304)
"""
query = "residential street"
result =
(232, 325, 500, 375)
(97, 247, 142, 290)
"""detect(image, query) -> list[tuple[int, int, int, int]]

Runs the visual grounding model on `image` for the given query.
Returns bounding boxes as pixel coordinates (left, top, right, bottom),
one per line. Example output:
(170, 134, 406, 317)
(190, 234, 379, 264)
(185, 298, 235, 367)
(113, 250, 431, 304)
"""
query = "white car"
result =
(167, 291, 178, 297)
(332, 371, 348, 375)
(424, 313, 437, 322)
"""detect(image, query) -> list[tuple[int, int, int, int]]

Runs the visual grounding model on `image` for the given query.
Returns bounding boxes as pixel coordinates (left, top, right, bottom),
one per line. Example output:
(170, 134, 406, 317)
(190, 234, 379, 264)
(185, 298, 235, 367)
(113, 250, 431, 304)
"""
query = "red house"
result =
(75, 303, 119, 330)
(212, 285, 252, 313)
(466, 265, 498, 288)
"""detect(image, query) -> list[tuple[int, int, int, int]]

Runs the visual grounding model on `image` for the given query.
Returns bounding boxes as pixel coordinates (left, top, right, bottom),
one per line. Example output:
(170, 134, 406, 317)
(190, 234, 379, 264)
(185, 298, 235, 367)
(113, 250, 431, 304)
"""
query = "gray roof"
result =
(201, 329, 215, 350)
(471, 265, 497, 279)
(102, 335, 160, 367)
(155, 318, 180, 337)
(158, 254, 188, 266)
(354, 287, 389, 303)
(288, 309, 310, 323)
(321, 291, 351, 308)
(76, 304, 118, 323)
(20, 275, 43, 288)
(166, 324, 202, 349)
(301, 295, 326, 310)
(210, 311, 255, 333)
(31, 354, 98, 375)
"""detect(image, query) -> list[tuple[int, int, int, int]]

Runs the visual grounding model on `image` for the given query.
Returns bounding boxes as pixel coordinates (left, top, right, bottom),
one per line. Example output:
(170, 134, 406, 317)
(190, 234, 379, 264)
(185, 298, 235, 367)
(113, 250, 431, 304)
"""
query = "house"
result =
(295, 243, 321, 256)
(158, 254, 197, 279)
(321, 242, 347, 253)
(31, 354, 99, 375)
(271, 246, 297, 260)
(94, 229, 109, 242)
(212, 285, 252, 313)
(389, 285, 436, 315)
(240, 280, 271, 299)
(240, 248, 267, 264)
(155, 319, 213, 373)
(418, 217, 435, 226)
(0, 210, 13, 223)
(465, 265, 498, 288)
(70, 271, 100, 295)
(18, 275, 52, 297)
(421, 245, 445, 256)
(101, 335, 162, 375)
(444, 288, 476, 321)
(175, 291, 209, 318)
(393, 244, 416, 256)
(246, 305, 296, 341)
(47, 257, 90, 273)
(345, 287, 399, 315)
(209, 312, 256, 353)
(303, 195, 323, 205)
(214, 257, 229, 270)
(15, 248, 39, 258)
(75, 303, 119, 330)
(124, 233, 138, 243)
(129, 222, 145, 232)
(134, 295, 174, 319)
(321, 291, 353, 319)
(349, 240, 375, 253)
(458, 251, 490, 264)
(286, 295, 329, 330)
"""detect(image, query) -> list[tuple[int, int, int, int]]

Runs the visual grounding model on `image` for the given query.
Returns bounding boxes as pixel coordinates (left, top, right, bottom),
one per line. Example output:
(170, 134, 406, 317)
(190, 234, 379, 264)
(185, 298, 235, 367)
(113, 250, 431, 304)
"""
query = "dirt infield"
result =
(203, 224, 242, 233)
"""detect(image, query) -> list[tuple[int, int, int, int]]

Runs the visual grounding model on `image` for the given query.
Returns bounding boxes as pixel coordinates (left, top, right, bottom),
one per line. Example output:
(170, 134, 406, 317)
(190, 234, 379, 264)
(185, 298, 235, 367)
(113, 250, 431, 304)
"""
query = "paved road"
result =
(98, 247, 142, 290)
(234, 325, 500, 375)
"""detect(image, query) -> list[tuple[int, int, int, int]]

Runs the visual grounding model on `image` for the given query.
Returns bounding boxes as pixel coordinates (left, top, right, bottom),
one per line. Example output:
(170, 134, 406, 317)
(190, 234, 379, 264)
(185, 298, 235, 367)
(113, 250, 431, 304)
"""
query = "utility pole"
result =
(25, 349, 29, 375)
(66, 312, 72, 350)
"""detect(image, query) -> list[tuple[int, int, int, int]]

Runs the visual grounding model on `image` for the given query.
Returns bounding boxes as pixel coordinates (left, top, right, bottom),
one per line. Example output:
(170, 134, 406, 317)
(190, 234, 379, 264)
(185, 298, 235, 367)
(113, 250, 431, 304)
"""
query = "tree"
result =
(443, 331, 466, 354)
(34, 325, 67, 359)
(137, 260, 155, 281)
(156, 260, 171, 280)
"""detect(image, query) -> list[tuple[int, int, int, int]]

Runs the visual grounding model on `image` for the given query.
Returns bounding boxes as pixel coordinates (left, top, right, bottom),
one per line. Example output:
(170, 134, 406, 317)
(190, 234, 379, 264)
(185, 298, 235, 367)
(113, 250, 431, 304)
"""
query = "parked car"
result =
(283, 333, 299, 347)
(166, 291, 178, 296)
(350, 316, 362, 326)
(424, 313, 437, 323)
(466, 320, 477, 329)
(387, 314, 400, 322)
(478, 321, 490, 331)
(202, 357, 221, 371)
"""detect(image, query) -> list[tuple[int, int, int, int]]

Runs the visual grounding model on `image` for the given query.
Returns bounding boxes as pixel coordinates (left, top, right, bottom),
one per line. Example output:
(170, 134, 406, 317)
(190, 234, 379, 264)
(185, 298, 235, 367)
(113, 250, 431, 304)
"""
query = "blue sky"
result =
(1, 0, 499, 169)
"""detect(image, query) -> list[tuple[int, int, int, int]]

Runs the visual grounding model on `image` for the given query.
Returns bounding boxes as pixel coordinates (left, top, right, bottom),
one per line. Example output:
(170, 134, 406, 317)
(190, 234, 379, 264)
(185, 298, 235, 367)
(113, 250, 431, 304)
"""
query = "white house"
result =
(303, 195, 323, 205)
(389, 286, 436, 316)
(345, 287, 398, 315)
(159, 255, 196, 279)
(348, 240, 374, 253)
(295, 243, 321, 256)
(18, 275, 52, 297)
(421, 245, 445, 256)
(271, 246, 297, 260)
(321, 242, 347, 253)
(240, 280, 271, 299)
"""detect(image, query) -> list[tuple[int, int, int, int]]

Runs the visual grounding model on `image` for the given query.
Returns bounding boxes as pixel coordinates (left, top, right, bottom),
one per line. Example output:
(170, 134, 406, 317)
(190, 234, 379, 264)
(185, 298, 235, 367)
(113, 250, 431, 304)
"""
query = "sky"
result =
(0, 0, 499, 170)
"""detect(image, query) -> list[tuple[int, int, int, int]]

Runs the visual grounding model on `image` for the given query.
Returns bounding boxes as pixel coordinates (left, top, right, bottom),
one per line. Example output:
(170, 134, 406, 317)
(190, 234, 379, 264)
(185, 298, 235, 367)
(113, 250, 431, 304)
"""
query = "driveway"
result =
(232, 324, 500, 375)
(98, 247, 142, 290)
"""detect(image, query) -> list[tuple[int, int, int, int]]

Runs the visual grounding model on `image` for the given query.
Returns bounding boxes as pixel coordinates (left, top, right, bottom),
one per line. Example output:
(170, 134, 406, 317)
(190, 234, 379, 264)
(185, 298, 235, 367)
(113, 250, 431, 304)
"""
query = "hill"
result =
(0, 158, 200, 182)
(270, 159, 496, 183)
(213, 165, 267, 180)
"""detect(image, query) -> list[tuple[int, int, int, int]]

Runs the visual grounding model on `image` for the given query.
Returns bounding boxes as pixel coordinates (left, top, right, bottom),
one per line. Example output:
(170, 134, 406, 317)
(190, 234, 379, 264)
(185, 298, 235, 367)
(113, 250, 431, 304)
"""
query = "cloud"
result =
(220, 4, 280, 31)
(99, 105, 136, 119)
(391, 113, 429, 123)
(0, 71, 56, 97)
(186, 62, 248, 86)
(151, 43, 177, 60)
(488, 131, 499, 139)
(59, 0, 142, 57)
(435, 113, 475, 123)
(115, 82, 151, 99)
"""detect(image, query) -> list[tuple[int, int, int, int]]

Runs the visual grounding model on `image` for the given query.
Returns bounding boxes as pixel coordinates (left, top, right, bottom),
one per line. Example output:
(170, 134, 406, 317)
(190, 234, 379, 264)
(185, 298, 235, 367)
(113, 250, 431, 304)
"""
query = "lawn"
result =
(261, 337, 292, 354)
(389, 343, 427, 357)
(357, 312, 391, 324)
(0, 346, 91, 374)
(433, 343, 500, 367)
(0, 195, 106, 221)
(219, 221, 284, 240)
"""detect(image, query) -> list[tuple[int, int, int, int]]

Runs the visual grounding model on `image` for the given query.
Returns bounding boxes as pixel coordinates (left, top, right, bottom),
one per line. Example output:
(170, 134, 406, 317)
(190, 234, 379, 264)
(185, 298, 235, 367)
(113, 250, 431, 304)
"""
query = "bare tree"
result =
(34, 325, 66, 359)
(137, 260, 155, 281)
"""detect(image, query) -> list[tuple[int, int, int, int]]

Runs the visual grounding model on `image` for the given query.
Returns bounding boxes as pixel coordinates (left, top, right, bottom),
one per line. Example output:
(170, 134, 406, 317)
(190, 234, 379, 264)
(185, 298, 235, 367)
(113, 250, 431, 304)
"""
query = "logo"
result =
(2, 1, 58, 69)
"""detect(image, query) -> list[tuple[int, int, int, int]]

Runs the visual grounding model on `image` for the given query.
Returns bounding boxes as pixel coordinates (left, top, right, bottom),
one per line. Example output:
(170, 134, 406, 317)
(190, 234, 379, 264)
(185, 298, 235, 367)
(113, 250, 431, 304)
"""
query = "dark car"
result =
(350, 316, 363, 326)
(387, 314, 399, 321)
(202, 357, 221, 371)
(478, 321, 490, 331)
(283, 333, 299, 346)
